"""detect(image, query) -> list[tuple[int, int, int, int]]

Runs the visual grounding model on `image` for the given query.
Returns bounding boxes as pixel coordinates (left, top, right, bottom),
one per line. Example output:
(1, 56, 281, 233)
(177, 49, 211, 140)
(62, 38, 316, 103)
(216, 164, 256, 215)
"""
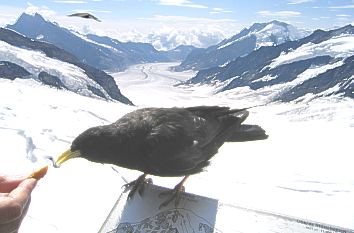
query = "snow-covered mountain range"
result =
(0, 27, 132, 104)
(1, 12, 353, 104)
(174, 20, 310, 71)
(5, 13, 194, 72)
(143, 27, 225, 51)
(185, 25, 354, 102)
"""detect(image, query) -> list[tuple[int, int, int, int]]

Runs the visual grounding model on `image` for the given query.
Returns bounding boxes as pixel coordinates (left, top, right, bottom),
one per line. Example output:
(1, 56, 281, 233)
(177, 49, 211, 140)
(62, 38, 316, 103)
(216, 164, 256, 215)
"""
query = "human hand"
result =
(0, 176, 37, 233)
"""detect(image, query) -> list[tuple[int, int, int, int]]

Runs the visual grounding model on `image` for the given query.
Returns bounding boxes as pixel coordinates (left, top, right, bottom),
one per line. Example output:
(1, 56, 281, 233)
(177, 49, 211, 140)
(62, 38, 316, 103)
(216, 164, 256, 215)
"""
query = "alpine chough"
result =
(67, 12, 101, 22)
(55, 106, 268, 207)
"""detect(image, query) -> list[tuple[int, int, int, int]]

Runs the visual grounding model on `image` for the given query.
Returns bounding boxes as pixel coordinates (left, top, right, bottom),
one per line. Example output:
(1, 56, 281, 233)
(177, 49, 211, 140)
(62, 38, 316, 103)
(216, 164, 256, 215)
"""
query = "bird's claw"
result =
(122, 178, 153, 189)
(158, 185, 185, 209)
(122, 175, 153, 199)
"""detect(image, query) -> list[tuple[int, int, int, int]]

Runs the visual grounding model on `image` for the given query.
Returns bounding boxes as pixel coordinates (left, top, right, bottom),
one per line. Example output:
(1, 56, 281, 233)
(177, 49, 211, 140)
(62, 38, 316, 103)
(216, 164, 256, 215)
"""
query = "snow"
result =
(252, 74, 278, 83)
(1, 63, 354, 232)
(268, 34, 354, 69)
(217, 22, 309, 50)
(219, 61, 230, 67)
(36, 34, 44, 40)
(248, 59, 346, 102)
(296, 61, 344, 83)
(0, 78, 132, 233)
(217, 40, 237, 50)
(70, 30, 124, 53)
(0, 40, 111, 99)
(257, 22, 308, 42)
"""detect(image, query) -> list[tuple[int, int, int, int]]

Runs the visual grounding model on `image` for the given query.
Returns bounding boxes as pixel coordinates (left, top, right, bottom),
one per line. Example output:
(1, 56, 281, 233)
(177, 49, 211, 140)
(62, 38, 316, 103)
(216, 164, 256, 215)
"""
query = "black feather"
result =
(70, 106, 268, 177)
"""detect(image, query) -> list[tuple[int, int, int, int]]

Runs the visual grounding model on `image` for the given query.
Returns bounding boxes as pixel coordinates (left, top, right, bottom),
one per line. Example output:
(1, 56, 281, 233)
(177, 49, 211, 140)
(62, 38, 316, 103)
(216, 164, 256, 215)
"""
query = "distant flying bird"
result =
(67, 12, 101, 22)
(54, 106, 268, 208)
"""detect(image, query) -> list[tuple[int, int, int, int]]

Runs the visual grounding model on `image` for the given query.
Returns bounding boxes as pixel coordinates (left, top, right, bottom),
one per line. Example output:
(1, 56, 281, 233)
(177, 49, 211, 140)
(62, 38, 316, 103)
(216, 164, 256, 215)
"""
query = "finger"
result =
(8, 179, 37, 208)
(0, 199, 21, 224)
(0, 179, 37, 224)
(0, 215, 22, 233)
(21, 196, 31, 221)
(0, 197, 31, 225)
(0, 177, 26, 193)
(15, 197, 31, 233)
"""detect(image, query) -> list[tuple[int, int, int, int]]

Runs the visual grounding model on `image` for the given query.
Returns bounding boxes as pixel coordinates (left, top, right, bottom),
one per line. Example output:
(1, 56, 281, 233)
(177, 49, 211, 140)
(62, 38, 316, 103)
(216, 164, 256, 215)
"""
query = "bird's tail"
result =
(228, 124, 268, 142)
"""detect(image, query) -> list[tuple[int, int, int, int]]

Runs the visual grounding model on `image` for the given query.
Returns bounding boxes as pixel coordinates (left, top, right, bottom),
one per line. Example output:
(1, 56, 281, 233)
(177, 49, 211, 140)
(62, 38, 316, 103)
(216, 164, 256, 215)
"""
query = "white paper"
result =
(99, 184, 353, 233)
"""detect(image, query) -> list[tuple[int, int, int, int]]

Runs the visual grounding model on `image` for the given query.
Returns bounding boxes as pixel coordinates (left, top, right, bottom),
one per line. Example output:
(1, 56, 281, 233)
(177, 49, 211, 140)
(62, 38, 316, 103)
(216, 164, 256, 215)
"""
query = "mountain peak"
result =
(175, 20, 311, 71)
(246, 20, 289, 33)
(34, 12, 45, 20)
(17, 12, 46, 23)
(269, 20, 289, 27)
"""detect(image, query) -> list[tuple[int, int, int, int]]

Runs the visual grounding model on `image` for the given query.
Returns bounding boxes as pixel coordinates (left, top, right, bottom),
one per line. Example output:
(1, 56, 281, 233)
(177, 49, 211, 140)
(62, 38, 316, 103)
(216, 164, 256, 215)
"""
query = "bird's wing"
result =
(88, 14, 101, 21)
(67, 12, 101, 21)
(68, 13, 84, 17)
(138, 109, 207, 176)
(185, 106, 248, 145)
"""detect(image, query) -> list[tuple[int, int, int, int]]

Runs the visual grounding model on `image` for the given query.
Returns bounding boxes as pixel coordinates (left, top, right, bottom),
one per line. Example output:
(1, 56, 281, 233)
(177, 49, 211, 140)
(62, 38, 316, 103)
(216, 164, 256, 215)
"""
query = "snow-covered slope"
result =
(268, 34, 354, 68)
(0, 78, 133, 233)
(174, 20, 310, 71)
(187, 25, 354, 102)
(0, 40, 111, 99)
(0, 27, 133, 104)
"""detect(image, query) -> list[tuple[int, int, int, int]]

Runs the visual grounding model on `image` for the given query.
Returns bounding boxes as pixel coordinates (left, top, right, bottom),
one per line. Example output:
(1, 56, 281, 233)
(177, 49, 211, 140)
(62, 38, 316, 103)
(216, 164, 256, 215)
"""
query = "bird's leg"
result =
(158, 175, 189, 209)
(122, 173, 153, 199)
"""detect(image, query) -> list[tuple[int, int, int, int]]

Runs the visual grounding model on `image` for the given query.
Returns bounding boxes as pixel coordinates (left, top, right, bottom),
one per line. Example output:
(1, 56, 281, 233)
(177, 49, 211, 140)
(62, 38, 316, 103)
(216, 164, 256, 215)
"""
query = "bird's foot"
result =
(158, 184, 185, 209)
(122, 174, 153, 199)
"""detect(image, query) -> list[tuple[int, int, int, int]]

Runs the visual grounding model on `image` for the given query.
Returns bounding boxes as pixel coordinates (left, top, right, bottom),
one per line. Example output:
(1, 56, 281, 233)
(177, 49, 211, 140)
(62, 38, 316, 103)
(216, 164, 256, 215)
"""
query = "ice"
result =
(0, 63, 353, 232)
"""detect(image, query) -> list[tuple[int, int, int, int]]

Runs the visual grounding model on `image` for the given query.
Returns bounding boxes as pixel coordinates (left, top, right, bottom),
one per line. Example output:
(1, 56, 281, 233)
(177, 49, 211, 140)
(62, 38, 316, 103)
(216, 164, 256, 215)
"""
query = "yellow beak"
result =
(55, 149, 81, 167)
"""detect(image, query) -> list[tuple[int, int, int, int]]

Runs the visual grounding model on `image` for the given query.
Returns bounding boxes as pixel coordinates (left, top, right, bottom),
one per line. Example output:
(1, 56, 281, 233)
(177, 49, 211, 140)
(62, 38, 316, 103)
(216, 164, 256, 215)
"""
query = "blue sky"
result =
(1, 0, 353, 27)
(0, 0, 353, 48)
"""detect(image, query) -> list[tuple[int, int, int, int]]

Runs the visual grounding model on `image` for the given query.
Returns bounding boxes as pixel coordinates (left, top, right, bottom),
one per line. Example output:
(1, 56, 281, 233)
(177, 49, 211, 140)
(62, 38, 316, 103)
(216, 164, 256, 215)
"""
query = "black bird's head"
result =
(55, 126, 115, 167)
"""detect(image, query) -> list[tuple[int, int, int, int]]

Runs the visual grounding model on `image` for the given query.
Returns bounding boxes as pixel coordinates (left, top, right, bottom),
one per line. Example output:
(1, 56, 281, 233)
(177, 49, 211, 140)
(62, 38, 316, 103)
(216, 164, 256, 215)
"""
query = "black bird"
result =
(55, 106, 268, 207)
(67, 12, 101, 22)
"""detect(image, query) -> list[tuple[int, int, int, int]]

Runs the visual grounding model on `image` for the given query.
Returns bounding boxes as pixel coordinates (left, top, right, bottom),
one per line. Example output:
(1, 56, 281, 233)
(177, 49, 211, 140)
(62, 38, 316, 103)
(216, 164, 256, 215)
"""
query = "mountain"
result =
(6, 13, 173, 71)
(6, 13, 124, 71)
(85, 34, 169, 63)
(185, 25, 354, 102)
(174, 20, 310, 71)
(0, 27, 133, 105)
(160, 44, 198, 61)
(85, 34, 198, 62)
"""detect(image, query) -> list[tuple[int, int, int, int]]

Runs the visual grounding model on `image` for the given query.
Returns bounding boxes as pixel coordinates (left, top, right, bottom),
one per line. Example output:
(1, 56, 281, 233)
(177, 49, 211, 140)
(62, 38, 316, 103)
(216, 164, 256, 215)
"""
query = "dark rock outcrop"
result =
(0, 61, 31, 80)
